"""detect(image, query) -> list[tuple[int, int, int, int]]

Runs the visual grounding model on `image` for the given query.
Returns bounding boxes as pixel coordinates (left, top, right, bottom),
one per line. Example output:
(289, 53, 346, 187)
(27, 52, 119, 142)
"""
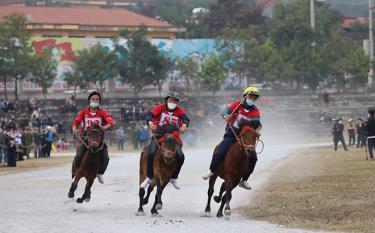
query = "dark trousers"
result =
(357, 134, 365, 147)
(242, 151, 258, 181)
(333, 135, 348, 151)
(349, 134, 355, 146)
(45, 141, 52, 157)
(367, 137, 375, 159)
(146, 138, 184, 179)
(117, 138, 124, 151)
(209, 130, 237, 172)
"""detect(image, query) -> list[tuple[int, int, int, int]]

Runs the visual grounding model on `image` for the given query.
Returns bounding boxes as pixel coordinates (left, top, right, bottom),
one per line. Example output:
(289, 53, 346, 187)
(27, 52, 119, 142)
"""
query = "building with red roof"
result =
(0, 6, 183, 39)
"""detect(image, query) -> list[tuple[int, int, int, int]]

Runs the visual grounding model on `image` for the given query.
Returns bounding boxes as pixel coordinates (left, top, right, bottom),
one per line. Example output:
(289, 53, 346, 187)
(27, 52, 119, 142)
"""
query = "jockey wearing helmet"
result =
(202, 87, 261, 190)
(72, 91, 115, 184)
(140, 92, 190, 190)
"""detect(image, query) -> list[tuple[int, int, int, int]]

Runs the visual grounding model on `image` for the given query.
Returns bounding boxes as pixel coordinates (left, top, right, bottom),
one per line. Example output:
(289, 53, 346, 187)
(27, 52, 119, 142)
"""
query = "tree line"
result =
(0, 0, 371, 98)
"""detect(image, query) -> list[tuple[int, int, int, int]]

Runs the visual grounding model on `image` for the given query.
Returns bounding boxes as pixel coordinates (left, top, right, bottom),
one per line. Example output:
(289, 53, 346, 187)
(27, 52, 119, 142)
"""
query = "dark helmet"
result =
(368, 107, 375, 115)
(88, 91, 102, 102)
(164, 92, 180, 102)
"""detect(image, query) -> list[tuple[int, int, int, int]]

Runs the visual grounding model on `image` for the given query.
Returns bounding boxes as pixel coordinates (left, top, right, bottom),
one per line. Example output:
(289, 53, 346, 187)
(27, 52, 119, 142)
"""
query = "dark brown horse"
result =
(68, 124, 104, 203)
(204, 120, 261, 218)
(136, 131, 180, 216)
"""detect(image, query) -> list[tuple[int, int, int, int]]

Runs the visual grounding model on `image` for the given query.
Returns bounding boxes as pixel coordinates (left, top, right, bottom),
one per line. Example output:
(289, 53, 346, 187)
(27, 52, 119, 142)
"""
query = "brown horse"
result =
(204, 120, 261, 218)
(136, 131, 180, 216)
(68, 124, 104, 203)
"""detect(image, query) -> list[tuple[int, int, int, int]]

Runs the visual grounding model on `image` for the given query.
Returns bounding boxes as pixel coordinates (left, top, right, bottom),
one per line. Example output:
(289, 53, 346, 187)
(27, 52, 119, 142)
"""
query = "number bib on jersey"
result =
(84, 117, 102, 129)
(159, 112, 179, 126)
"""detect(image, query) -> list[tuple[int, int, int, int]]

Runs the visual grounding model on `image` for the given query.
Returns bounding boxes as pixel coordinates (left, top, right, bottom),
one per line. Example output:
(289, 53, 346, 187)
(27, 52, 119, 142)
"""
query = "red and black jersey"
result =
(226, 100, 260, 129)
(72, 107, 115, 131)
(147, 103, 189, 127)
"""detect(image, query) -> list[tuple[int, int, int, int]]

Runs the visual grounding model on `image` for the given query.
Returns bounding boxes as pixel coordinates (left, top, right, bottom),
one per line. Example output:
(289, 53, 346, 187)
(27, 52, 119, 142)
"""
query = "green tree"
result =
(73, 44, 117, 93)
(29, 48, 57, 100)
(250, 38, 291, 84)
(116, 28, 170, 96)
(175, 57, 200, 91)
(63, 63, 85, 93)
(344, 47, 369, 86)
(202, 0, 264, 37)
(216, 28, 258, 86)
(201, 54, 225, 95)
(0, 13, 33, 100)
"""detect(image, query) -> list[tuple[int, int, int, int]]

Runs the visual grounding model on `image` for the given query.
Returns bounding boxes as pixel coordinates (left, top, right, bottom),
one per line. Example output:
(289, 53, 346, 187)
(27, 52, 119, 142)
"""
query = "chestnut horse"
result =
(204, 120, 261, 218)
(68, 124, 104, 203)
(136, 131, 180, 216)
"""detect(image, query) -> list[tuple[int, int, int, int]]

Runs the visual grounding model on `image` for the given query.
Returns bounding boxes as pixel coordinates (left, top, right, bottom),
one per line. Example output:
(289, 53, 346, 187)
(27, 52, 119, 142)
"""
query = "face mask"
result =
(167, 103, 177, 110)
(246, 99, 256, 107)
(89, 102, 99, 108)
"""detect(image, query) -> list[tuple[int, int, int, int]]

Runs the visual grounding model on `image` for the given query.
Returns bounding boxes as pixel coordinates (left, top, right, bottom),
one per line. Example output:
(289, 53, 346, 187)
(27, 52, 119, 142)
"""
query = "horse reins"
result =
(150, 131, 177, 158)
(75, 131, 104, 154)
(227, 122, 264, 154)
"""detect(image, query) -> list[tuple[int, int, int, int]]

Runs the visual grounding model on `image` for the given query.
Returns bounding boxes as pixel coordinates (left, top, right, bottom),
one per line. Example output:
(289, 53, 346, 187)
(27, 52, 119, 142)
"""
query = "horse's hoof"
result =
(155, 203, 163, 210)
(135, 211, 146, 216)
(213, 196, 221, 203)
(76, 198, 84, 203)
(68, 192, 74, 198)
(152, 212, 162, 217)
(216, 212, 223, 218)
(84, 197, 90, 202)
(201, 211, 211, 217)
(224, 209, 231, 216)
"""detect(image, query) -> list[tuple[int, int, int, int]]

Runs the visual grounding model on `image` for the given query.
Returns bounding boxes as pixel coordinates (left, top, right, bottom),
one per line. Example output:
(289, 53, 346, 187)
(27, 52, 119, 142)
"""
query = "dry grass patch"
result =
(0, 156, 73, 175)
(243, 146, 375, 233)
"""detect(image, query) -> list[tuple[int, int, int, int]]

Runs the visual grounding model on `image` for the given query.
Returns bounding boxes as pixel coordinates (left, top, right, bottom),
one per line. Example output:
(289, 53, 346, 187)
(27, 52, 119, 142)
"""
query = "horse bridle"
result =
(75, 129, 104, 153)
(151, 133, 177, 161)
(228, 123, 264, 154)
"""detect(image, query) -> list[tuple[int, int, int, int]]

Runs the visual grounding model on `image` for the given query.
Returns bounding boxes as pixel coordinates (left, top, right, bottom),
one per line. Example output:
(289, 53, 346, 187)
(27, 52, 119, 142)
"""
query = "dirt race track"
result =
(0, 146, 329, 233)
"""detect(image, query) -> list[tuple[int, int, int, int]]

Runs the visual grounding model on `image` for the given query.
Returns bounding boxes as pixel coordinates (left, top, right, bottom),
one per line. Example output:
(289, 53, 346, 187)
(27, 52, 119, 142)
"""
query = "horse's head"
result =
(238, 120, 261, 158)
(86, 124, 104, 151)
(158, 131, 179, 164)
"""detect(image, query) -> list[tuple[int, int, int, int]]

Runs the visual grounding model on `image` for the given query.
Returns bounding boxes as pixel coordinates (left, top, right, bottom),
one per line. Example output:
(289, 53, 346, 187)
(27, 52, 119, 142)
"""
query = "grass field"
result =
(0, 156, 73, 175)
(244, 146, 375, 233)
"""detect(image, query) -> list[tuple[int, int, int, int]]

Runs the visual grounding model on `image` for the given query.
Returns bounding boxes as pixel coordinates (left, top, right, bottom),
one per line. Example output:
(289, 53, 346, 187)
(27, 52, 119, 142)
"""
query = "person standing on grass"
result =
(365, 108, 375, 160)
(347, 118, 356, 147)
(332, 118, 349, 151)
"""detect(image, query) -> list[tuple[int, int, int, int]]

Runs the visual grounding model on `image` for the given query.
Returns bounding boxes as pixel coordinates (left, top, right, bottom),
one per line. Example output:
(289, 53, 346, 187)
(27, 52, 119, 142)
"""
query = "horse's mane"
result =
(238, 119, 261, 132)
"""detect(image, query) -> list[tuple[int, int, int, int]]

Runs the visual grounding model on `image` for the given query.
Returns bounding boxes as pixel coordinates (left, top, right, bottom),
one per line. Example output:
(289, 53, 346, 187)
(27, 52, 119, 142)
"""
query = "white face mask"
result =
(167, 103, 177, 110)
(89, 102, 99, 108)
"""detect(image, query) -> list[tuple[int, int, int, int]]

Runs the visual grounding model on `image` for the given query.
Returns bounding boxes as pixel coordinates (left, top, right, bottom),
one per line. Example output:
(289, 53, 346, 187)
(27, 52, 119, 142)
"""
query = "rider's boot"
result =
(202, 170, 214, 180)
(97, 144, 109, 184)
(239, 151, 257, 190)
(170, 145, 184, 189)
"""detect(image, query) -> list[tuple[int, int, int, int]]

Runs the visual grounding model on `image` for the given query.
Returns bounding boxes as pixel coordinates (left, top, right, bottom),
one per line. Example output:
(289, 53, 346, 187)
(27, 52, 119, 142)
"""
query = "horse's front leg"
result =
(204, 174, 218, 216)
(142, 182, 155, 205)
(68, 175, 82, 198)
(214, 181, 225, 203)
(224, 177, 239, 217)
(151, 178, 162, 216)
(77, 177, 94, 203)
(136, 188, 147, 216)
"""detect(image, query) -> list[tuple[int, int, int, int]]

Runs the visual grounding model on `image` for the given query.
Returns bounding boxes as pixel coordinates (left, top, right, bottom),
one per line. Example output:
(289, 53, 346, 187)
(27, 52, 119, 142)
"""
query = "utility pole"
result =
(310, 0, 315, 30)
(369, 0, 374, 87)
